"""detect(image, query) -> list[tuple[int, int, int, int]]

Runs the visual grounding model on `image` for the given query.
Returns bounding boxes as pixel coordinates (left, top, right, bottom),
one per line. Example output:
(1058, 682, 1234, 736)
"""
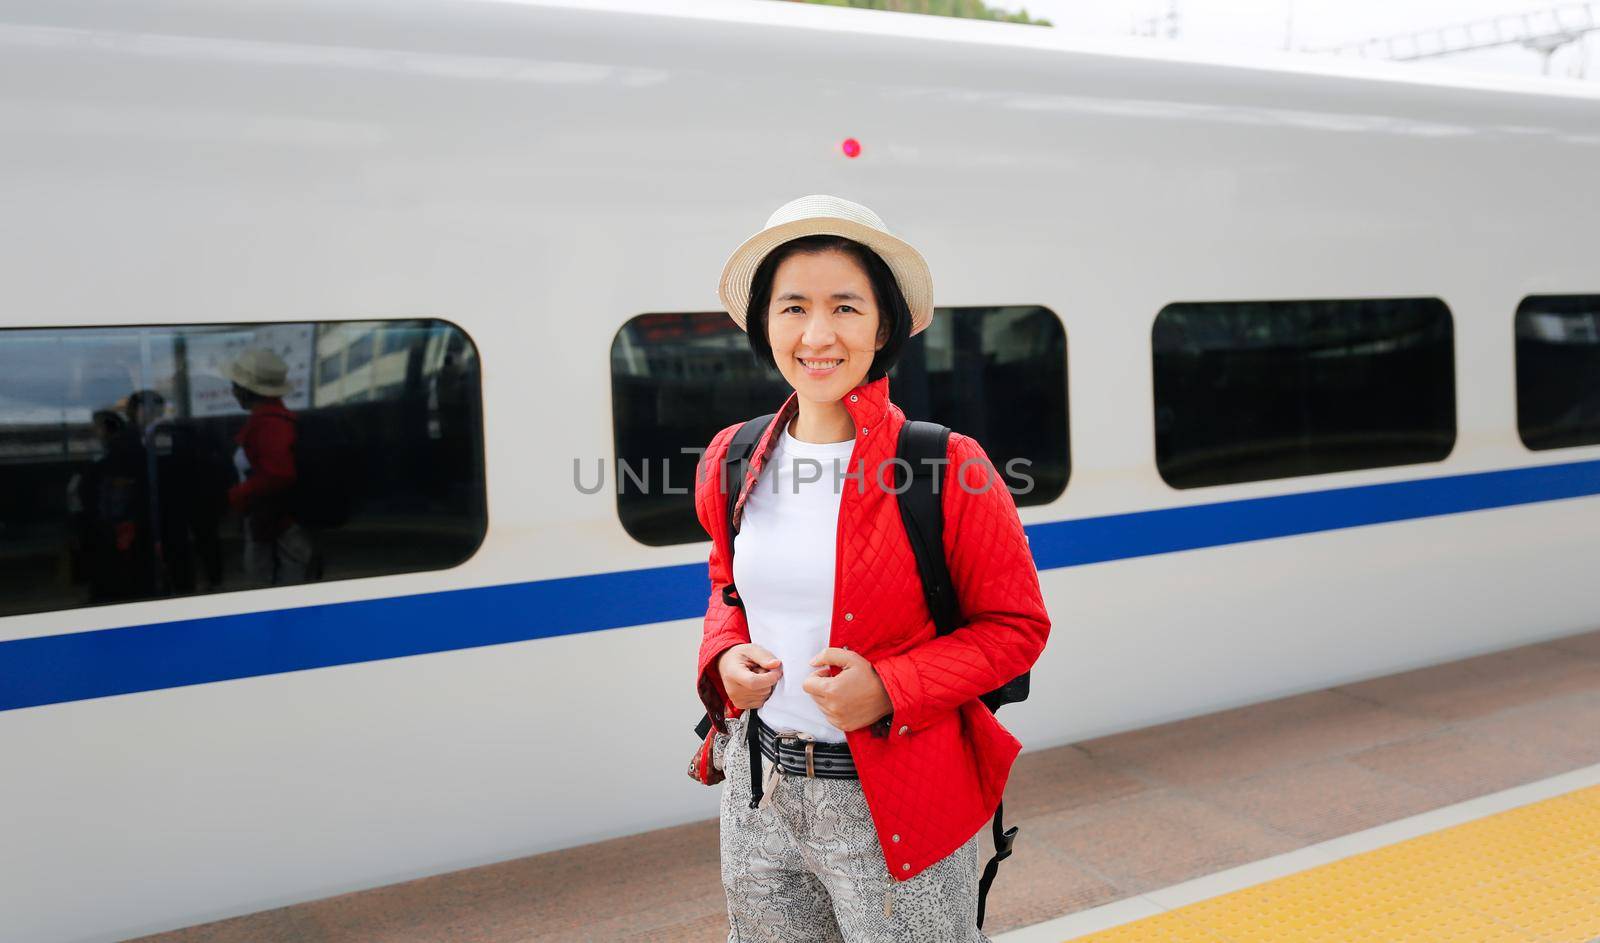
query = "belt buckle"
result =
(777, 732, 817, 779)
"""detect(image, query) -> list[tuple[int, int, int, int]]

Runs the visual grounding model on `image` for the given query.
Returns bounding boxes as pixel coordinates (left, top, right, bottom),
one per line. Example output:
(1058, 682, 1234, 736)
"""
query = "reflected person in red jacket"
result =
(694, 196, 1050, 941)
(225, 348, 320, 587)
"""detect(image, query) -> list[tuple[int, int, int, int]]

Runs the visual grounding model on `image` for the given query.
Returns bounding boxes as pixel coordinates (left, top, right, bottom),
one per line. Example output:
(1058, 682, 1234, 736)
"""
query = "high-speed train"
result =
(2, 1, 1598, 940)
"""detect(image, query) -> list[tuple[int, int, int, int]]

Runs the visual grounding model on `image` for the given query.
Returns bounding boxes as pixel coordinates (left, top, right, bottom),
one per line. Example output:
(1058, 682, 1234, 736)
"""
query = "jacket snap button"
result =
(892, 834, 900, 843)
(861, 426, 869, 435)
(898, 725, 909, 736)
(844, 612, 853, 621)
(849, 394, 858, 402)
(901, 863, 910, 871)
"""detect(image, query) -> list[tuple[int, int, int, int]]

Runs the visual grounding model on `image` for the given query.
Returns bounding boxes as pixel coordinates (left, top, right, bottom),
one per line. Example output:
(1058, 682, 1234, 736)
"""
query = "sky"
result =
(1002, 0, 1598, 80)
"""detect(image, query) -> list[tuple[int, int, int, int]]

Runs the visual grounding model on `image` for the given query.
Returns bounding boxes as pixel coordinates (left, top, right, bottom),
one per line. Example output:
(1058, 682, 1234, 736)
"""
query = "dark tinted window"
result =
(0, 320, 485, 618)
(1152, 298, 1455, 489)
(610, 306, 1068, 546)
(1516, 295, 1600, 451)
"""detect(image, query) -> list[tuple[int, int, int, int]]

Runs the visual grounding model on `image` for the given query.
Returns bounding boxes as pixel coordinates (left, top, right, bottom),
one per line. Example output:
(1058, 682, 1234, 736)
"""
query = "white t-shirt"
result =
(732, 421, 856, 743)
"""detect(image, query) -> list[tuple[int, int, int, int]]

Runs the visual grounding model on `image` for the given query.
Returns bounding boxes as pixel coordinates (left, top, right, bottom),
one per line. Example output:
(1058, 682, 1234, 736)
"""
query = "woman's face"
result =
(766, 249, 886, 404)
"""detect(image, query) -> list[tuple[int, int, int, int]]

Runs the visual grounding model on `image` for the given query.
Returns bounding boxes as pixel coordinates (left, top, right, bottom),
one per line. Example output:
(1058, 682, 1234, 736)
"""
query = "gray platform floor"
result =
(134, 626, 1600, 942)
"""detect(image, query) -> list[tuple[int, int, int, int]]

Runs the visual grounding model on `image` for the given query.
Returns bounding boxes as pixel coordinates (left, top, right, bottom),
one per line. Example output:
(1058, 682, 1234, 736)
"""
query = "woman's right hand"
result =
(718, 643, 783, 710)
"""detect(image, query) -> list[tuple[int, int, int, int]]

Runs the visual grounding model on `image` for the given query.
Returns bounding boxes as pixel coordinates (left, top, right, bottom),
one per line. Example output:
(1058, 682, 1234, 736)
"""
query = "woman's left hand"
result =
(803, 648, 892, 732)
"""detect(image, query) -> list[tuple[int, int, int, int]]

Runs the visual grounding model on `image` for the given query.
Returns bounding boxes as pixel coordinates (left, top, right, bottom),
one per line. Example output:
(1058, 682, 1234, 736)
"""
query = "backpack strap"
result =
(977, 799, 1017, 930)
(895, 419, 1016, 931)
(699, 414, 777, 800)
(894, 420, 959, 636)
(723, 413, 776, 550)
(718, 414, 776, 611)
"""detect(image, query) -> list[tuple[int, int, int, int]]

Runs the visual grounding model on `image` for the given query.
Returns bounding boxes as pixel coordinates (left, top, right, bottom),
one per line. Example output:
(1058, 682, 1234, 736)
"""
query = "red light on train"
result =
(841, 138, 861, 158)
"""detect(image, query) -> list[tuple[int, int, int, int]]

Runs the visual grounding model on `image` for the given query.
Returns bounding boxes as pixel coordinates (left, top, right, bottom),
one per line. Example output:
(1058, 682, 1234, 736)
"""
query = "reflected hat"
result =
(718, 194, 934, 337)
(225, 348, 292, 397)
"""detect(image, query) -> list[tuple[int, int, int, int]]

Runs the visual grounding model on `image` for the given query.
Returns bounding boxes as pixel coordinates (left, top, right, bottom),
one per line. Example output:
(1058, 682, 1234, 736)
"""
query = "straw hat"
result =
(718, 194, 934, 337)
(225, 348, 292, 397)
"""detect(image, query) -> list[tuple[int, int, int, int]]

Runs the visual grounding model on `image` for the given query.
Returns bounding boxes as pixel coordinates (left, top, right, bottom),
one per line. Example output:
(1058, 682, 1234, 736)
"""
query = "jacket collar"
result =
(730, 374, 893, 532)
(235, 397, 293, 443)
(843, 373, 893, 433)
(771, 373, 892, 441)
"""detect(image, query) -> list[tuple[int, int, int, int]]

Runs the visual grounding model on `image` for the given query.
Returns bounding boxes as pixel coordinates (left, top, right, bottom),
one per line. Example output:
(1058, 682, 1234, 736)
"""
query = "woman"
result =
(693, 195, 1051, 942)
(226, 348, 321, 587)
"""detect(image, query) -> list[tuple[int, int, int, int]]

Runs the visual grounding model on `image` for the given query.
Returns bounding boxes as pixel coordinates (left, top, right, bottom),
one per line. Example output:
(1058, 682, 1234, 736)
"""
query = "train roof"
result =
(532, 0, 1600, 102)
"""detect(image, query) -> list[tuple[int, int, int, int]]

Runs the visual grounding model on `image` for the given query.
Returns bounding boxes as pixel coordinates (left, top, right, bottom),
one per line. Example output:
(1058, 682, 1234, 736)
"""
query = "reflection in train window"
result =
(611, 306, 1069, 547)
(1516, 295, 1600, 451)
(0, 320, 486, 619)
(1152, 298, 1456, 489)
(319, 351, 344, 384)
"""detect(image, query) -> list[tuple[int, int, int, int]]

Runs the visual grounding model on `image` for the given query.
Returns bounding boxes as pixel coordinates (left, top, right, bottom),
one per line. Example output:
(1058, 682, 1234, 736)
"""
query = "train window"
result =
(610, 306, 1069, 547)
(1516, 295, 1600, 451)
(0, 320, 486, 619)
(1152, 298, 1456, 489)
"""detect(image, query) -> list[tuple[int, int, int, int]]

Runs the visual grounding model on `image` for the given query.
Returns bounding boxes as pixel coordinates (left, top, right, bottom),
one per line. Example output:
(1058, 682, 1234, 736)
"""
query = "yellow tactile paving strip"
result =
(1069, 785, 1600, 943)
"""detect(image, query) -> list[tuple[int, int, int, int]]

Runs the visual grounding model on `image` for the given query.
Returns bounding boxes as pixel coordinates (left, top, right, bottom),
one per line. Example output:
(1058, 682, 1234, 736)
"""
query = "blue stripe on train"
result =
(2, 458, 1598, 714)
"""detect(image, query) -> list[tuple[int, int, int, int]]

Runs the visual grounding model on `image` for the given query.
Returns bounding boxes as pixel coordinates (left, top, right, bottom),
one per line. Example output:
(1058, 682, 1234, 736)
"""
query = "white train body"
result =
(1, 1, 1598, 941)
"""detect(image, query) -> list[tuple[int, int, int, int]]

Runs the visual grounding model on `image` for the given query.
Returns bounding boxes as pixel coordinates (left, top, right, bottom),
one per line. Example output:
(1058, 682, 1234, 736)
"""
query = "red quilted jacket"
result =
(694, 373, 1051, 882)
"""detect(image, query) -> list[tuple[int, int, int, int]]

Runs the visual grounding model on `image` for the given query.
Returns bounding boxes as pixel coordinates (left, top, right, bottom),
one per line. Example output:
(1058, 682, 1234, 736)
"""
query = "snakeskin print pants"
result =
(718, 713, 991, 943)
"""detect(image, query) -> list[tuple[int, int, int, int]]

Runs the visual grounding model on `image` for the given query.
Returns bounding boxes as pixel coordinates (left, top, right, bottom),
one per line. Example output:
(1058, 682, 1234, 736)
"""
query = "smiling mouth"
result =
(799, 358, 844, 371)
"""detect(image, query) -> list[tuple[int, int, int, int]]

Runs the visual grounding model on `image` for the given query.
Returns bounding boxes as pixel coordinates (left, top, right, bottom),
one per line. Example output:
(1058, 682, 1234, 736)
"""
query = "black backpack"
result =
(258, 410, 358, 531)
(696, 413, 1030, 929)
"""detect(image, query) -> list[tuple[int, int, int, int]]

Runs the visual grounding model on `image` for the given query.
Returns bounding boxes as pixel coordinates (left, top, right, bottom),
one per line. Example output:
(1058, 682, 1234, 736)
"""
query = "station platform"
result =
(136, 626, 1600, 943)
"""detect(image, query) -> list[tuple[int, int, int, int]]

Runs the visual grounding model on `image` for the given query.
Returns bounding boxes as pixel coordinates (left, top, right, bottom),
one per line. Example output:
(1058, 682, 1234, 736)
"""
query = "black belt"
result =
(754, 713, 858, 779)
(744, 711, 857, 808)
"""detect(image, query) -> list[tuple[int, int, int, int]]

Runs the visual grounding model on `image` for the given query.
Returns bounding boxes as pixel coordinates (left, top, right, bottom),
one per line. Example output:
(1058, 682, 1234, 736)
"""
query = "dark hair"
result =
(127, 389, 165, 413)
(745, 235, 911, 383)
(230, 381, 265, 406)
(91, 409, 126, 434)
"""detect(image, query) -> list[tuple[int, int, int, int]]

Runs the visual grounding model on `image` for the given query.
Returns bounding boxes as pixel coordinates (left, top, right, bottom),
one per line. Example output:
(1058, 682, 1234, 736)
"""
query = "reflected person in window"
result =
(71, 406, 152, 602)
(226, 349, 321, 587)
